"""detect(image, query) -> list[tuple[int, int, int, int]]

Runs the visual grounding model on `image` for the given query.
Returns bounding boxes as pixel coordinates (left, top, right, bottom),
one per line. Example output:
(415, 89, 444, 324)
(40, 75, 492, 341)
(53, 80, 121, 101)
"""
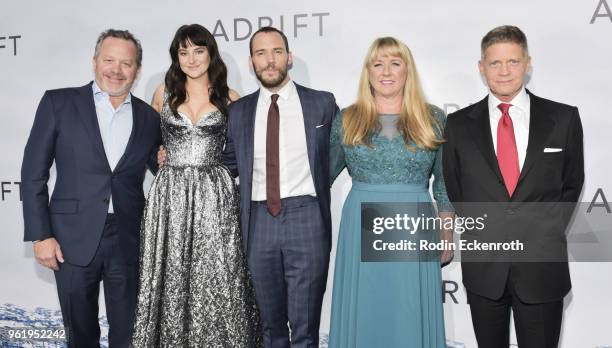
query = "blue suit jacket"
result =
(21, 82, 161, 266)
(223, 83, 338, 252)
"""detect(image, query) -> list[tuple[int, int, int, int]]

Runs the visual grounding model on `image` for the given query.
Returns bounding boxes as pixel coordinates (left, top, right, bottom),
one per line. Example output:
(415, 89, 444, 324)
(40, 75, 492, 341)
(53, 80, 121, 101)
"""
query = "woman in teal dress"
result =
(328, 37, 454, 348)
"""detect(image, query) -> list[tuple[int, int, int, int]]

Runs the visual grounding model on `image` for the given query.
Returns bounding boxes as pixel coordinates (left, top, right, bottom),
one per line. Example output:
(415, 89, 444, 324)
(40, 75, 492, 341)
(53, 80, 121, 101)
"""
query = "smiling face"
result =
(250, 31, 292, 91)
(93, 37, 139, 101)
(368, 50, 408, 99)
(479, 42, 531, 102)
(178, 41, 210, 80)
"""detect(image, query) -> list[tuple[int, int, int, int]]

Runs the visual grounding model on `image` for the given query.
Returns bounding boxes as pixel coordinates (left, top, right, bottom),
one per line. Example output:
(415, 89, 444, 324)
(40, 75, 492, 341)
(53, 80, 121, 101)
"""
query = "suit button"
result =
(103, 198, 110, 204)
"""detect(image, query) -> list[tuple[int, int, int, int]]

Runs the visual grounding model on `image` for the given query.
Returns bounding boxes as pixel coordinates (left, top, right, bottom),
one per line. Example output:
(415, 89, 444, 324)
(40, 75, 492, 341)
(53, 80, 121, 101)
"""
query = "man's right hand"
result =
(33, 237, 64, 271)
(157, 145, 167, 168)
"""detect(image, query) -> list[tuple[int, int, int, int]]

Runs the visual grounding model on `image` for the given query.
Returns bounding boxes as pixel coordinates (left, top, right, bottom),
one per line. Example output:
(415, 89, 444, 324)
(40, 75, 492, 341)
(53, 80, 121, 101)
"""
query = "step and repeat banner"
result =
(2, 0, 612, 347)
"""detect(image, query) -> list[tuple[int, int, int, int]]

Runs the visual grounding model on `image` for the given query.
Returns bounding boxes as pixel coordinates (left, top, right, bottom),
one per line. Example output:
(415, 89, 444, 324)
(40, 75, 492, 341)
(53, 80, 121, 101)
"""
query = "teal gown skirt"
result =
(328, 182, 446, 348)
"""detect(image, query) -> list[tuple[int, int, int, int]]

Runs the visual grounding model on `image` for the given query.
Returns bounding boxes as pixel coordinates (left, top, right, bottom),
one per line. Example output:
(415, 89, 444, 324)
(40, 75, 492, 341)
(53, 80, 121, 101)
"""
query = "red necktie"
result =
(496, 103, 520, 197)
(266, 94, 281, 216)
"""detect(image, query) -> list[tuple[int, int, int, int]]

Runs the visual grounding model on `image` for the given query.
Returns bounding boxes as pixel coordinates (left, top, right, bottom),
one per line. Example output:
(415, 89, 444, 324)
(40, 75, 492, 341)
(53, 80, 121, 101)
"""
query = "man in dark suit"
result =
(443, 25, 584, 348)
(223, 26, 338, 348)
(21, 29, 161, 347)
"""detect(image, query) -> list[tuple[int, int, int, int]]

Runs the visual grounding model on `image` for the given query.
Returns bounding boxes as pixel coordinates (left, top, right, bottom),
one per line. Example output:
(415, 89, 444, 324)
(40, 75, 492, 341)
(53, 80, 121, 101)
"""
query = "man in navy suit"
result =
(21, 29, 161, 347)
(223, 26, 338, 347)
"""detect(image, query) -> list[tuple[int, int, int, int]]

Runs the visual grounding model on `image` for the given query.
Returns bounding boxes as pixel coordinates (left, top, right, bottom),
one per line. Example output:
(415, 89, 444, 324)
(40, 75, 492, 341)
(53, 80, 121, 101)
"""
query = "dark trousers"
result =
(54, 214, 138, 348)
(467, 269, 564, 348)
(248, 196, 330, 348)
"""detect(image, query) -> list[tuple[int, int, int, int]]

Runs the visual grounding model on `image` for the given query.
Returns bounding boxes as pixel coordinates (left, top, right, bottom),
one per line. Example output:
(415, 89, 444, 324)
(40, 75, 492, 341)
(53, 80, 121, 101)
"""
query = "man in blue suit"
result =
(223, 26, 338, 347)
(21, 29, 161, 347)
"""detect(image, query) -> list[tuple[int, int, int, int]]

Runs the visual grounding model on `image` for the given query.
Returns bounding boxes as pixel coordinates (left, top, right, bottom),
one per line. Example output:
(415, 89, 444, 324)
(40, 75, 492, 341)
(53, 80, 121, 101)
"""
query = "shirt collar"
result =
(259, 79, 295, 103)
(488, 87, 529, 115)
(92, 80, 132, 106)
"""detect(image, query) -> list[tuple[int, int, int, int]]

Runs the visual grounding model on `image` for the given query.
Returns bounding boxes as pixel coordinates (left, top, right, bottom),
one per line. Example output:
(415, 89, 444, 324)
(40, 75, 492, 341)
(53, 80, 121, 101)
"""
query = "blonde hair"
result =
(342, 37, 442, 150)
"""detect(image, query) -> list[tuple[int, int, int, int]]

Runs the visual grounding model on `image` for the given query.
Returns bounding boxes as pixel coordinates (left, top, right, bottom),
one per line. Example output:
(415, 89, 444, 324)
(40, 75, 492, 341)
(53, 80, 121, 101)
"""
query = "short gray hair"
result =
(481, 25, 528, 59)
(94, 29, 143, 67)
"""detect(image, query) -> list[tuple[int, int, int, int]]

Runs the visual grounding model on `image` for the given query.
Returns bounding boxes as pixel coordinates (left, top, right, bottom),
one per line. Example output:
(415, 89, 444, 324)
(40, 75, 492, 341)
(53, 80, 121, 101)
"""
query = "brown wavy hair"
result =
(165, 24, 230, 116)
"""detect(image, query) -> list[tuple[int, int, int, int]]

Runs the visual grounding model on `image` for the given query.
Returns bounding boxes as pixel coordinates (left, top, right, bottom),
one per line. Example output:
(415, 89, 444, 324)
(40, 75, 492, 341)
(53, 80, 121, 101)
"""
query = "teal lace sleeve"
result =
(330, 109, 347, 183)
(430, 106, 455, 213)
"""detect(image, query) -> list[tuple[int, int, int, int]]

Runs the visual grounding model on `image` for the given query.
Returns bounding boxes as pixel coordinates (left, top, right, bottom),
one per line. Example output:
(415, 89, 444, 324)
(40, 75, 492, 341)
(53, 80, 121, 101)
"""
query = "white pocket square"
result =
(315, 123, 328, 128)
(543, 148, 563, 153)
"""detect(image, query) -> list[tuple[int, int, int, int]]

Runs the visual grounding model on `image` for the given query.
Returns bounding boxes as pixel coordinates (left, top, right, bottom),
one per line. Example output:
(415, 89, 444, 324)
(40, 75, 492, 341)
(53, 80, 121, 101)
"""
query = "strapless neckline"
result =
(178, 109, 220, 127)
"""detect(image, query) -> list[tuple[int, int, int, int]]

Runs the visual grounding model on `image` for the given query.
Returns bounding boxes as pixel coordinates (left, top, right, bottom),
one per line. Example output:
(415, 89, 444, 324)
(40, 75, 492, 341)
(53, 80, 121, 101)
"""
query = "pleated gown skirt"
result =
(329, 182, 446, 348)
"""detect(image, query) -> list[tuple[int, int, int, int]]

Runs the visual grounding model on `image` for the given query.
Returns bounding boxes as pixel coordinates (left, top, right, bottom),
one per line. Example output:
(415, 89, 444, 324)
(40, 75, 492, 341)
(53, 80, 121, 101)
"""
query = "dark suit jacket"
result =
(223, 82, 339, 252)
(22, 82, 161, 266)
(443, 90, 584, 303)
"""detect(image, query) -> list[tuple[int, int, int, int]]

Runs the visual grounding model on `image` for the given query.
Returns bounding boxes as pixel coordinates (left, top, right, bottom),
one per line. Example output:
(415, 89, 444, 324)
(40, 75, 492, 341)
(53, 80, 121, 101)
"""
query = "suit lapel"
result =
(295, 84, 317, 177)
(113, 97, 142, 173)
(244, 91, 259, 182)
(76, 82, 112, 173)
(516, 92, 555, 184)
(467, 96, 504, 183)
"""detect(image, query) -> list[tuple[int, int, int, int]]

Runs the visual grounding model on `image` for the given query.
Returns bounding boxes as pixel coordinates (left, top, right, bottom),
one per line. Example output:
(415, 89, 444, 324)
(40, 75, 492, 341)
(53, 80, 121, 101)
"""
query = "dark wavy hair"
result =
(165, 24, 230, 116)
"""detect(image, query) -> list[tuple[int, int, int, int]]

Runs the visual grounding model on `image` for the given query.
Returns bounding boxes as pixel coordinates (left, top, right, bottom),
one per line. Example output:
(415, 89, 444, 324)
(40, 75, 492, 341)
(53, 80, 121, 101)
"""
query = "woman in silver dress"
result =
(131, 24, 260, 347)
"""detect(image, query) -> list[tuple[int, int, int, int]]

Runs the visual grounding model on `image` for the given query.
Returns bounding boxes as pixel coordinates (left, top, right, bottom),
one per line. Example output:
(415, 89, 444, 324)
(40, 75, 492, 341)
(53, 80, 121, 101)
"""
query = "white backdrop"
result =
(2, 0, 612, 347)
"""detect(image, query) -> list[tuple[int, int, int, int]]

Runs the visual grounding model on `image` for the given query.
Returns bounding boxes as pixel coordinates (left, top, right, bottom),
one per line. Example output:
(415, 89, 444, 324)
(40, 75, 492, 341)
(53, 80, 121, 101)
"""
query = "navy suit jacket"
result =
(223, 83, 338, 252)
(21, 82, 161, 266)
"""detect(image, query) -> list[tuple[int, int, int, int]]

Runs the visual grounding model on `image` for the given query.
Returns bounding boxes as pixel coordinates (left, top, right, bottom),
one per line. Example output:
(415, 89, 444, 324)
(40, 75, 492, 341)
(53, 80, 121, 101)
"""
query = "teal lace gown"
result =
(328, 107, 453, 348)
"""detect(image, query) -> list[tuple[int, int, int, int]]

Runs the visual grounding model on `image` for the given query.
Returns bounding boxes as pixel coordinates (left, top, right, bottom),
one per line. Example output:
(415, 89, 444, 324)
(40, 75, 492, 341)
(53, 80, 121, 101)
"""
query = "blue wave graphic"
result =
(1, 303, 470, 347)
(0, 304, 108, 348)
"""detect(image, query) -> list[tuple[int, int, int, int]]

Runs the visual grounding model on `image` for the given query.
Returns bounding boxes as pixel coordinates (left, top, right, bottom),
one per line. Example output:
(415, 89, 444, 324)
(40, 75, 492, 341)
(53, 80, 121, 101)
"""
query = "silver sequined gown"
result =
(132, 100, 261, 347)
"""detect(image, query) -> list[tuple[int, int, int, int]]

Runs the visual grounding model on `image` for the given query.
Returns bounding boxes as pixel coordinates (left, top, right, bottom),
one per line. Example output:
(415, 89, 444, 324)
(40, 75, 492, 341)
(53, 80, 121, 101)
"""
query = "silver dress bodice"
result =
(163, 109, 226, 167)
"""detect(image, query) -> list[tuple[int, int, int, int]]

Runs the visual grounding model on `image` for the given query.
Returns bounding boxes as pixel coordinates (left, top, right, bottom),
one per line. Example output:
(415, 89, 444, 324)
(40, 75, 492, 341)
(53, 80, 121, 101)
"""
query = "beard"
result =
(98, 74, 132, 97)
(254, 63, 288, 89)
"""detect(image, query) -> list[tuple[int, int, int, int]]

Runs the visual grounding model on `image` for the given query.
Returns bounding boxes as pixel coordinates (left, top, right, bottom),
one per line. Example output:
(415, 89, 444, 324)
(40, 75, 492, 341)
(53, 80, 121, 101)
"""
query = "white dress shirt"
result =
(488, 87, 530, 171)
(252, 80, 316, 200)
(93, 81, 133, 213)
